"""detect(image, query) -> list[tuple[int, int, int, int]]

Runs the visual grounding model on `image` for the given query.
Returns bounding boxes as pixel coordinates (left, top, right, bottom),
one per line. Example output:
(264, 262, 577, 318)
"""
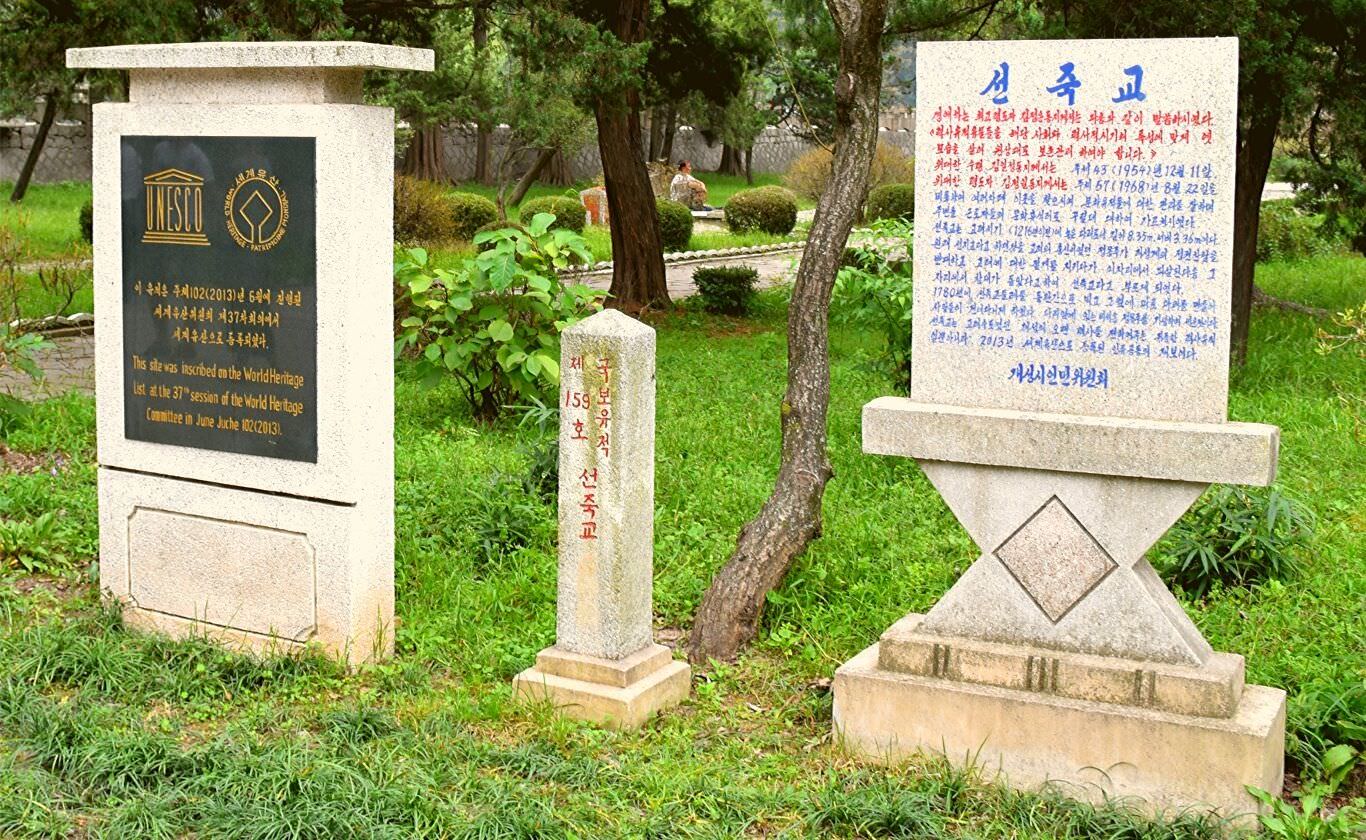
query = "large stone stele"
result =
(513, 309, 690, 728)
(833, 400, 1286, 819)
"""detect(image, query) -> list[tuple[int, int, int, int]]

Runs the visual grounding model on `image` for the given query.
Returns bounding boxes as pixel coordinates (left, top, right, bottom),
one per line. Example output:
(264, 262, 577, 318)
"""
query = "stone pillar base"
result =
(833, 641, 1285, 820)
(514, 643, 691, 730)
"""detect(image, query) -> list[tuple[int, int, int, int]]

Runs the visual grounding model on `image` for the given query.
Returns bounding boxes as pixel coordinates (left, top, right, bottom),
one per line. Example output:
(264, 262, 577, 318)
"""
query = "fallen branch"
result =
(1251, 283, 1331, 318)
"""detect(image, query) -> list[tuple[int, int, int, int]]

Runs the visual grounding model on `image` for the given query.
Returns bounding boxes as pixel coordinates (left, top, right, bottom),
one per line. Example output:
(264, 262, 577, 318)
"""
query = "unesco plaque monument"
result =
(69, 42, 432, 665)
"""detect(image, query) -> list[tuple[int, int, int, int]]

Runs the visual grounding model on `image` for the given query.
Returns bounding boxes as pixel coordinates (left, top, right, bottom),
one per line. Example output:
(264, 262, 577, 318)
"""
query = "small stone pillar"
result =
(514, 309, 690, 728)
(71, 42, 432, 666)
(580, 186, 608, 226)
(834, 37, 1285, 820)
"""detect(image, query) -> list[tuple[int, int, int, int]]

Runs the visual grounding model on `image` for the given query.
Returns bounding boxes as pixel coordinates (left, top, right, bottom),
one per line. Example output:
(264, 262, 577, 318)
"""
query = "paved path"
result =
(0, 330, 94, 400)
(576, 246, 804, 300)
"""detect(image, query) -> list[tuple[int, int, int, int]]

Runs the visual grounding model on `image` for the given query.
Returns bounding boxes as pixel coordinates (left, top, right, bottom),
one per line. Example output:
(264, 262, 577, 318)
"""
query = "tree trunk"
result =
(595, 0, 669, 312)
(716, 143, 746, 176)
(744, 146, 754, 185)
(544, 148, 574, 186)
(661, 107, 677, 163)
(401, 125, 447, 183)
(473, 0, 492, 185)
(1230, 90, 1280, 366)
(648, 107, 664, 162)
(507, 147, 557, 207)
(688, 0, 888, 664)
(9, 92, 59, 203)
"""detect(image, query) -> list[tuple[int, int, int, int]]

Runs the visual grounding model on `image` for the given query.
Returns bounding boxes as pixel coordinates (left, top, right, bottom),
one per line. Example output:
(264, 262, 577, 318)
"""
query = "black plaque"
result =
(120, 136, 317, 462)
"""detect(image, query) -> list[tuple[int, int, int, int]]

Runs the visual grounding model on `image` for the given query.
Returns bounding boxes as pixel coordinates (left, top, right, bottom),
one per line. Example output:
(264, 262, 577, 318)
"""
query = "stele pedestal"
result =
(70, 42, 433, 667)
(833, 37, 1286, 819)
(514, 310, 691, 728)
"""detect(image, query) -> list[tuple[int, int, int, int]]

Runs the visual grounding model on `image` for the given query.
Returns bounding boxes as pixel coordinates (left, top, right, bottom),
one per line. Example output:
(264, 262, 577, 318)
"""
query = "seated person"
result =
(669, 160, 713, 211)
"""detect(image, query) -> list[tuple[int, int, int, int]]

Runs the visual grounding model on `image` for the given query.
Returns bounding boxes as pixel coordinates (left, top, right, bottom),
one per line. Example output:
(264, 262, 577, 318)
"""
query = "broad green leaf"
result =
(489, 320, 515, 342)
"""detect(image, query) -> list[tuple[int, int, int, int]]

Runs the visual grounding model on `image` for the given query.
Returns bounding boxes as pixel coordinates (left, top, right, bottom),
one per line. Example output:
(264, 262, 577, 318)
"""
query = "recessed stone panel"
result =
(994, 496, 1116, 623)
(127, 507, 316, 640)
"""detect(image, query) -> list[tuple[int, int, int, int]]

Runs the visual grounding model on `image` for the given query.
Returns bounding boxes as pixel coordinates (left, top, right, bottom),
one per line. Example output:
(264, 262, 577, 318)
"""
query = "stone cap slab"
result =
(67, 41, 433, 72)
(864, 398, 1278, 486)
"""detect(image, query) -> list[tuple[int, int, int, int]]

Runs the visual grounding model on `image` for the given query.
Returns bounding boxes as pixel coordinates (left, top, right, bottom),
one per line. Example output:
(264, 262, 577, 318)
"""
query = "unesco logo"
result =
(224, 168, 289, 251)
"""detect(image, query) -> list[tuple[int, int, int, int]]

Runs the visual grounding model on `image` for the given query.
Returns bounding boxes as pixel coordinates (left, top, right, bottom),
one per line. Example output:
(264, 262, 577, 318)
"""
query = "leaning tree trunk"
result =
(688, 0, 888, 663)
(595, 0, 668, 312)
(1230, 86, 1280, 366)
(543, 149, 574, 186)
(506, 147, 557, 207)
(9, 92, 59, 203)
(401, 125, 447, 183)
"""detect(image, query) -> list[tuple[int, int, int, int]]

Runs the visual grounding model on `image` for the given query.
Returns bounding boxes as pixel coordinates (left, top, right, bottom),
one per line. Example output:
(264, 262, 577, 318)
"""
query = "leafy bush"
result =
(473, 219, 525, 253)
(1257, 200, 1333, 262)
(725, 186, 798, 235)
(394, 175, 458, 244)
(865, 183, 915, 223)
(1287, 680, 1366, 774)
(395, 213, 605, 424)
(784, 142, 914, 201)
(1156, 486, 1314, 597)
(78, 201, 93, 244)
(447, 192, 498, 242)
(469, 472, 551, 566)
(833, 219, 914, 391)
(692, 266, 758, 316)
(656, 198, 694, 253)
(519, 196, 586, 234)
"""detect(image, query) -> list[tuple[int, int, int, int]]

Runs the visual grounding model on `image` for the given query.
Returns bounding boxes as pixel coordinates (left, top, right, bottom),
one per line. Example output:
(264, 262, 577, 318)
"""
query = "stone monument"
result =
(71, 42, 433, 666)
(514, 309, 691, 728)
(833, 37, 1285, 816)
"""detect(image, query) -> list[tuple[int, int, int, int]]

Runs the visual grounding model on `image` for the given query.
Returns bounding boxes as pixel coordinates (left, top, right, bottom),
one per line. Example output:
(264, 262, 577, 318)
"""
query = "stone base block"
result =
(514, 644, 691, 729)
(880, 614, 1244, 718)
(98, 467, 393, 668)
(834, 643, 1285, 819)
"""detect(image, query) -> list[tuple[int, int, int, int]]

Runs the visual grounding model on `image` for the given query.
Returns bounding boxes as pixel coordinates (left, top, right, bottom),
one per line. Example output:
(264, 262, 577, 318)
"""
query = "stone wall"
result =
(437, 118, 915, 183)
(0, 119, 93, 184)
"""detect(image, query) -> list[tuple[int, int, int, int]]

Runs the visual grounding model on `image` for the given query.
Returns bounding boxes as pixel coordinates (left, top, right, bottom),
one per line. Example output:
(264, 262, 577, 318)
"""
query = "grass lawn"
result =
(0, 245, 1362, 835)
(1, 181, 92, 263)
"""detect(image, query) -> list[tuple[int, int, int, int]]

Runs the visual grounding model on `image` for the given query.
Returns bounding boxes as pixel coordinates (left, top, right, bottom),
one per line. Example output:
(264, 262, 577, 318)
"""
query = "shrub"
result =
(519, 196, 585, 234)
(833, 218, 914, 391)
(78, 201, 93, 244)
(1257, 200, 1332, 263)
(693, 266, 758, 316)
(1156, 486, 1314, 597)
(784, 142, 914, 201)
(447, 192, 498, 242)
(725, 186, 798, 235)
(656, 198, 693, 252)
(865, 183, 915, 223)
(473, 219, 525, 253)
(394, 175, 458, 244)
(394, 213, 605, 424)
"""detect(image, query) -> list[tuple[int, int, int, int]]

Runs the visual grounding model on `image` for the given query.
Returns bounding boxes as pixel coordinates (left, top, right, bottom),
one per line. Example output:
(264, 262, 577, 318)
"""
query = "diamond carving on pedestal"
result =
(993, 496, 1117, 623)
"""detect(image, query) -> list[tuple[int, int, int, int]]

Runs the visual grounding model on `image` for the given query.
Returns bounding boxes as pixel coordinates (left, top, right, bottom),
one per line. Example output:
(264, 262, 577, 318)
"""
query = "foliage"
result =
(447, 192, 498, 242)
(473, 219, 526, 253)
(655, 198, 694, 252)
(77, 201, 92, 244)
(784, 143, 914, 201)
(725, 186, 798, 235)
(1315, 307, 1366, 360)
(865, 183, 916, 223)
(1287, 680, 1366, 774)
(394, 214, 604, 424)
(468, 472, 552, 567)
(394, 175, 460, 245)
(692, 266, 758, 316)
(518, 196, 586, 234)
(1258, 201, 1335, 263)
(1248, 742, 1366, 840)
(833, 219, 915, 391)
(1157, 486, 1314, 598)
(0, 511, 65, 575)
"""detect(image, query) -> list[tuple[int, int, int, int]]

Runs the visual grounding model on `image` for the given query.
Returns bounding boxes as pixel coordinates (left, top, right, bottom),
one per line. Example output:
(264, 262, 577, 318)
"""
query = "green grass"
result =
(445, 172, 808, 214)
(1, 214, 1362, 834)
(1, 181, 91, 262)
